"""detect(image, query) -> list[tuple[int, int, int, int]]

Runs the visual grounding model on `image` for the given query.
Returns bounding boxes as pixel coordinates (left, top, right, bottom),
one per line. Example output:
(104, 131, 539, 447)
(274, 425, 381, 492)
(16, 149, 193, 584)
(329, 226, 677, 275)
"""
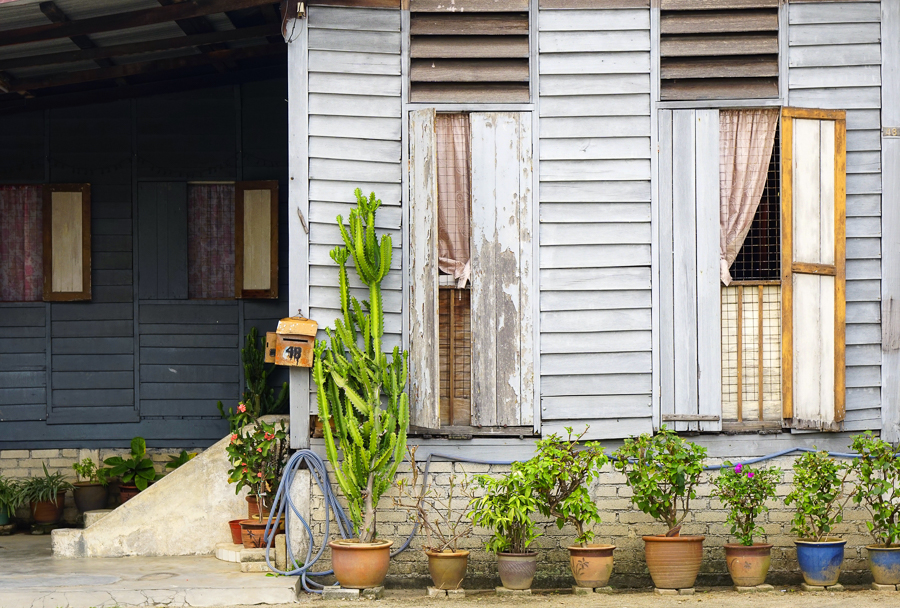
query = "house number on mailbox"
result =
(885, 127, 900, 138)
(283, 345, 305, 363)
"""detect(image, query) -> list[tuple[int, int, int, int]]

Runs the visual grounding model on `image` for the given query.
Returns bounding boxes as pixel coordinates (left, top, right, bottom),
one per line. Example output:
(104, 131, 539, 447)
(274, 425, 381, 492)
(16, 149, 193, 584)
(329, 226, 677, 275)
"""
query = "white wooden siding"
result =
(538, 7, 653, 440)
(306, 6, 403, 354)
(788, 1, 881, 431)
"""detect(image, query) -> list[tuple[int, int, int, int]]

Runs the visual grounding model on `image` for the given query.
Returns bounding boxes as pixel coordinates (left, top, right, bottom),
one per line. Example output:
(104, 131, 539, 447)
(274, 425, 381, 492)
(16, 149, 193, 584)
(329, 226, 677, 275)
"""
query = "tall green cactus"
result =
(313, 189, 409, 543)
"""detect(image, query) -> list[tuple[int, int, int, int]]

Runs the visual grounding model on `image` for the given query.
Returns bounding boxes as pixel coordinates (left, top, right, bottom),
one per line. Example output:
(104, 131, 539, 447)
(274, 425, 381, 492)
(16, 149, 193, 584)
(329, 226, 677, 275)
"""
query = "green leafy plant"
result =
(313, 189, 409, 543)
(165, 450, 197, 472)
(71, 458, 110, 486)
(711, 462, 780, 546)
(521, 426, 608, 547)
(104, 437, 161, 491)
(394, 446, 475, 552)
(217, 326, 289, 428)
(225, 418, 289, 516)
(848, 432, 900, 547)
(784, 450, 852, 541)
(20, 463, 74, 504)
(468, 468, 540, 554)
(612, 425, 707, 532)
(0, 474, 24, 516)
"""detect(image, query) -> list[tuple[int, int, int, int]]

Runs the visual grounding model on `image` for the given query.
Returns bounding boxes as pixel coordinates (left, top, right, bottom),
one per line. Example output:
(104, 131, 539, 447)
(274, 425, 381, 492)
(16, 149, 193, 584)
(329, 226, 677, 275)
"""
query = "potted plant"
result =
(522, 427, 614, 589)
(104, 437, 161, 503)
(468, 468, 541, 591)
(848, 432, 900, 586)
(21, 463, 74, 524)
(165, 450, 196, 472)
(225, 417, 289, 548)
(313, 189, 409, 589)
(0, 474, 23, 526)
(394, 447, 475, 590)
(612, 425, 707, 590)
(784, 450, 852, 587)
(711, 461, 781, 587)
(71, 458, 110, 513)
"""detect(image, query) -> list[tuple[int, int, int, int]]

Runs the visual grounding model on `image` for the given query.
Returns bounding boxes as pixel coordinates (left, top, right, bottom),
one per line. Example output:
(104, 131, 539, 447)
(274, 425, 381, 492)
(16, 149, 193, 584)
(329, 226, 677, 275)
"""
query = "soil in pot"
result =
(867, 545, 900, 586)
(724, 543, 772, 587)
(497, 552, 538, 590)
(425, 549, 469, 590)
(328, 539, 394, 589)
(568, 545, 615, 588)
(794, 538, 846, 587)
(119, 484, 140, 504)
(643, 535, 705, 589)
(32, 492, 66, 524)
(73, 483, 109, 513)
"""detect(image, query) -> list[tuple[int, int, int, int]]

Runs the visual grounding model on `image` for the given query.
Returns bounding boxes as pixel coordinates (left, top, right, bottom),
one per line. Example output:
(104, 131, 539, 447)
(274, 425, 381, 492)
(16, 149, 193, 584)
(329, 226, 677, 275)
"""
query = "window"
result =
(409, 0, 530, 103)
(0, 185, 43, 302)
(188, 184, 235, 300)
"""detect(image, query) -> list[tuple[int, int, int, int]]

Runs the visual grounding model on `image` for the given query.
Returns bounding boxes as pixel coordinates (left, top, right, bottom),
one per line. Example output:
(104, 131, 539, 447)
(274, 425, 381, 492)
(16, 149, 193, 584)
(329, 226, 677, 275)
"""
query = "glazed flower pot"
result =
(228, 519, 244, 545)
(425, 549, 469, 590)
(31, 491, 66, 524)
(73, 483, 108, 513)
(795, 538, 846, 587)
(328, 539, 393, 589)
(724, 543, 772, 587)
(0, 506, 9, 526)
(568, 544, 615, 588)
(867, 545, 900, 586)
(240, 516, 285, 548)
(497, 552, 538, 590)
(643, 535, 705, 589)
(119, 483, 140, 504)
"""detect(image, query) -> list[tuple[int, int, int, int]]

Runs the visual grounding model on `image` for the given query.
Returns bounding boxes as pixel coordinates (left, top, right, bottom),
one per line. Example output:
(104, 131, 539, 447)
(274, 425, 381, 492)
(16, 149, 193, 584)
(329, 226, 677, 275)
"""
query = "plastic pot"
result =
(568, 544, 615, 588)
(795, 538, 846, 587)
(328, 539, 393, 589)
(425, 549, 469, 590)
(497, 552, 538, 590)
(643, 535, 705, 589)
(867, 545, 900, 586)
(724, 543, 772, 587)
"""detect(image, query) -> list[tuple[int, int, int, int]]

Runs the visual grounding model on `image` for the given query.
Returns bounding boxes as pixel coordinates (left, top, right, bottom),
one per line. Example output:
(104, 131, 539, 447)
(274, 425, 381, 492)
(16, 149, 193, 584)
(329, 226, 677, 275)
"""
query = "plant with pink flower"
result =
(225, 418, 288, 516)
(712, 461, 781, 546)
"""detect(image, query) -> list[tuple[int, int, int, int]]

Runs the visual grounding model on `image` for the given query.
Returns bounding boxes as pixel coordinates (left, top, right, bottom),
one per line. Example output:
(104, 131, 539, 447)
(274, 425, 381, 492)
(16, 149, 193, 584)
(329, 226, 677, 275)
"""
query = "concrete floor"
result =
(0, 533, 298, 608)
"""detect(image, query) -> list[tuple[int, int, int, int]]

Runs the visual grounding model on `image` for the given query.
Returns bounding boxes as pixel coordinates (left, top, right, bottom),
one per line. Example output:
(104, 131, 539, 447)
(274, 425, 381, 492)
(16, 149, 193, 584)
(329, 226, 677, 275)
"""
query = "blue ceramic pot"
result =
(0, 506, 9, 526)
(795, 539, 846, 586)
(867, 545, 900, 586)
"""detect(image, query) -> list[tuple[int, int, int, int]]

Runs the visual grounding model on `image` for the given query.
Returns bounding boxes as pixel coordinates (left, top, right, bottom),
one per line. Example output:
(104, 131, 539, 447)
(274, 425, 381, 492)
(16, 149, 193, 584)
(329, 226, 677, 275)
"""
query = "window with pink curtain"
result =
(188, 184, 235, 299)
(0, 185, 43, 302)
(435, 113, 472, 288)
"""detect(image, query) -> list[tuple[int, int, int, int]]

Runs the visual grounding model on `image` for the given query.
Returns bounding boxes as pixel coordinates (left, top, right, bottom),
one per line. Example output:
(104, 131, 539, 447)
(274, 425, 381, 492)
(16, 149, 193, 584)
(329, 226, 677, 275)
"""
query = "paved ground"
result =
(2, 534, 899, 608)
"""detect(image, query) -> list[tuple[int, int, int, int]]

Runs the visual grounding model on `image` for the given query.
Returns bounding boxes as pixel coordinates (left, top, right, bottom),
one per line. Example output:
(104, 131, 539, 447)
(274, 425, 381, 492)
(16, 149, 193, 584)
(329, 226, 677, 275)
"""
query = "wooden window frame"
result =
(234, 180, 279, 300)
(42, 183, 91, 302)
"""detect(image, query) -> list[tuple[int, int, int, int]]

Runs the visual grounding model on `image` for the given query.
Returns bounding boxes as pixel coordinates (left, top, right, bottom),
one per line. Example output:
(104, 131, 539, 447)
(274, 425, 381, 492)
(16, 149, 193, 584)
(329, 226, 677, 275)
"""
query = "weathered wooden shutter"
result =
(235, 180, 278, 299)
(408, 108, 440, 429)
(43, 183, 91, 302)
(781, 107, 846, 430)
(409, 0, 529, 103)
(137, 182, 188, 300)
(660, 0, 779, 101)
(658, 109, 721, 432)
(470, 112, 533, 427)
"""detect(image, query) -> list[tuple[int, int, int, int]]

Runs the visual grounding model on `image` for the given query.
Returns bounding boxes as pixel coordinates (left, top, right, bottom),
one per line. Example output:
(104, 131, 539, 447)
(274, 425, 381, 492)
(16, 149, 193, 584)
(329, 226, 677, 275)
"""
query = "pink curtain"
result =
(0, 185, 43, 302)
(719, 109, 780, 285)
(188, 184, 235, 299)
(436, 114, 471, 288)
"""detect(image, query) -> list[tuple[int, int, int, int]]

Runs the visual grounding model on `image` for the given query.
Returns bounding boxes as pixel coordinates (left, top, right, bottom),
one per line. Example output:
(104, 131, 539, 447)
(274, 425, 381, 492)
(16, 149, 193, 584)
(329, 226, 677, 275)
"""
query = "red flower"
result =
(257, 447, 263, 452)
(230, 434, 238, 442)
(237, 403, 246, 413)
(264, 433, 274, 441)
(257, 472, 263, 478)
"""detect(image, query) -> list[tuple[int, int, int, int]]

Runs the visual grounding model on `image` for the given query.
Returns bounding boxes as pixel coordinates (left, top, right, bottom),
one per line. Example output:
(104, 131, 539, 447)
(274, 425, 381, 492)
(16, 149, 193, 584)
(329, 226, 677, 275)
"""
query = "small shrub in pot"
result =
(71, 458, 110, 513)
(104, 437, 161, 503)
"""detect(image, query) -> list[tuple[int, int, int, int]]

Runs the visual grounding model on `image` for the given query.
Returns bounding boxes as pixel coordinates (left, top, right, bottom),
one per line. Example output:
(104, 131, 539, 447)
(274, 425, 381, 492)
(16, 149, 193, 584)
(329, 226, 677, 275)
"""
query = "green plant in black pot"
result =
(71, 458, 111, 513)
(0, 474, 24, 526)
(104, 437, 161, 503)
(21, 464, 73, 524)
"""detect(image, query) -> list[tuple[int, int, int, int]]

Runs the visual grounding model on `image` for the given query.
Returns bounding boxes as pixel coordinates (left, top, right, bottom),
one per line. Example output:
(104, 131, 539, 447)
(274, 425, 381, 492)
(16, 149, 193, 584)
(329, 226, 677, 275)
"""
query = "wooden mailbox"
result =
(264, 316, 318, 368)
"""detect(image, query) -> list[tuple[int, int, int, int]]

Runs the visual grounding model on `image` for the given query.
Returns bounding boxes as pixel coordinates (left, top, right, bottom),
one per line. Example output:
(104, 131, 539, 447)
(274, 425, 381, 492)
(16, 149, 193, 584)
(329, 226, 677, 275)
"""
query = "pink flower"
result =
(734, 463, 743, 474)
(748, 471, 754, 478)
(237, 403, 246, 413)
(257, 447, 263, 452)
(264, 433, 274, 441)
(230, 434, 238, 442)
(257, 472, 263, 478)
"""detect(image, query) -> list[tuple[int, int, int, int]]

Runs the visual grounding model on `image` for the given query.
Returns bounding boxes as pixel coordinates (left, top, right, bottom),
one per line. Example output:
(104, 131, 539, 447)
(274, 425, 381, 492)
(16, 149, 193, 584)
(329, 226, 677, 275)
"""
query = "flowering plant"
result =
(225, 418, 289, 516)
(712, 462, 781, 546)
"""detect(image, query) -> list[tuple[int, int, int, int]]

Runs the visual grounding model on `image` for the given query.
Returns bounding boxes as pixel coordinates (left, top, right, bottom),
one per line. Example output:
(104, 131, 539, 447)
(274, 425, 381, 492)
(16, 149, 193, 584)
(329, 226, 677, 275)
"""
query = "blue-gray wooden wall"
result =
(0, 79, 289, 449)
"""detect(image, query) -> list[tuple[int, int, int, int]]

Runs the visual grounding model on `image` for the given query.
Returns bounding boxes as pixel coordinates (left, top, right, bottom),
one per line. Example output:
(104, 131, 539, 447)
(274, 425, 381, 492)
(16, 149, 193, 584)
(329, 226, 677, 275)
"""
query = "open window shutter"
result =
(137, 182, 188, 300)
(43, 183, 90, 301)
(234, 180, 278, 299)
(469, 111, 533, 427)
(408, 108, 441, 429)
(658, 110, 721, 432)
(781, 108, 846, 430)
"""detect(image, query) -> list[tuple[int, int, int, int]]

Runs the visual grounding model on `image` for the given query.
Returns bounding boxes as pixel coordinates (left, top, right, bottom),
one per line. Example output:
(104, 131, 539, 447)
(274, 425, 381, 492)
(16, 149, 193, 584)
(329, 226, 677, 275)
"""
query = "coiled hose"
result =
(261, 444, 871, 593)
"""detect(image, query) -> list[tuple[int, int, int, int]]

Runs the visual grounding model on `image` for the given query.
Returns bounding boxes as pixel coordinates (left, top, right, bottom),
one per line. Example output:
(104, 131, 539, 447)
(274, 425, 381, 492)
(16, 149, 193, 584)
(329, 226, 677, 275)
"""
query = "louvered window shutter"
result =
(658, 109, 721, 432)
(780, 108, 847, 430)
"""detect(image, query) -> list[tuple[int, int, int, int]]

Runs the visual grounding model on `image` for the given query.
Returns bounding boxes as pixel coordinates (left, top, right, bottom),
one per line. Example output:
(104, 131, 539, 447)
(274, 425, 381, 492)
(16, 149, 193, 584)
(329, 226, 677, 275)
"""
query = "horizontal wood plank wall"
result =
(306, 6, 403, 409)
(538, 6, 654, 440)
(788, 1, 882, 431)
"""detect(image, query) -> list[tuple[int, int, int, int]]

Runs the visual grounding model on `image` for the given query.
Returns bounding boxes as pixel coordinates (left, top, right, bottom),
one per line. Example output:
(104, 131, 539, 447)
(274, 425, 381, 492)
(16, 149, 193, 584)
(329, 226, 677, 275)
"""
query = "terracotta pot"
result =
(497, 552, 538, 590)
(568, 544, 615, 588)
(228, 519, 244, 545)
(31, 491, 66, 524)
(240, 516, 285, 548)
(642, 535, 705, 589)
(724, 543, 772, 587)
(328, 539, 393, 589)
(246, 495, 270, 520)
(119, 483, 140, 504)
(425, 549, 469, 590)
(867, 545, 900, 586)
(73, 483, 108, 513)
